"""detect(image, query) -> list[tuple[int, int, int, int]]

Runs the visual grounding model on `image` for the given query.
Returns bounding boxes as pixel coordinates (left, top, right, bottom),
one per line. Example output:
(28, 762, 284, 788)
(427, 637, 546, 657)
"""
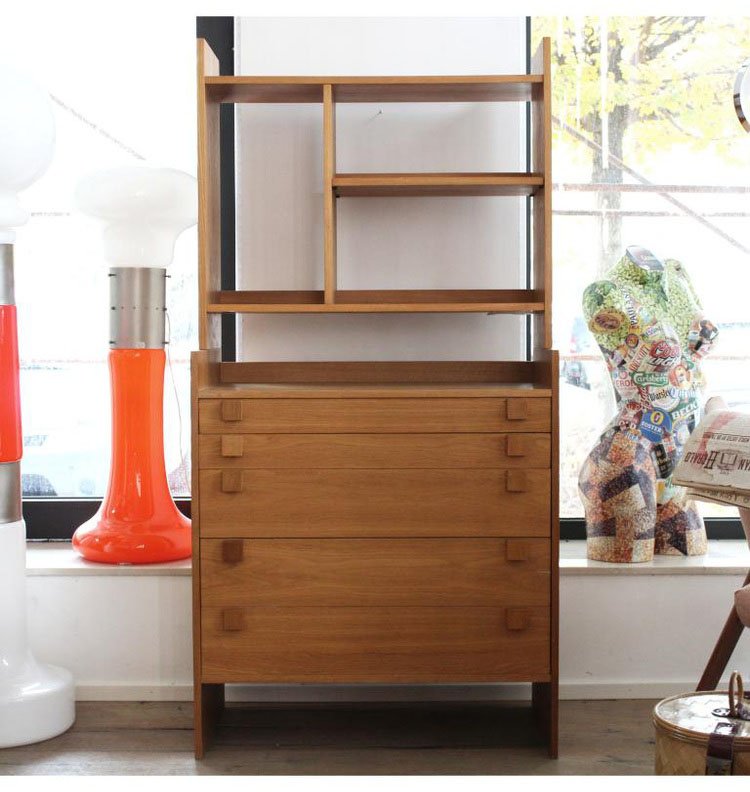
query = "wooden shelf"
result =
(333, 172, 543, 197)
(202, 360, 555, 398)
(208, 289, 545, 314)
(204, 75, 543, 104)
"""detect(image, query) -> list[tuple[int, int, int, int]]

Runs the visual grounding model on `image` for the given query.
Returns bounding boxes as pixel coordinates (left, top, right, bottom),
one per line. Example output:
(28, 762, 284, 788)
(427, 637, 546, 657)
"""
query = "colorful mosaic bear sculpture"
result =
(579, 246, 718, 563)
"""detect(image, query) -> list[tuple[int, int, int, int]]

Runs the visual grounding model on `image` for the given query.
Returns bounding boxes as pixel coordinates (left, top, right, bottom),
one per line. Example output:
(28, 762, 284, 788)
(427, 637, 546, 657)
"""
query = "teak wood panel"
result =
(198, 468, 551, 537)
(332, 172, 543, 198)
(200, 538, 550, 608)
(199, 398, 551, 434)
(199, 432, 551, 470)
(323, 84, 337, 303)
(204, 74, 544, 104)
(217, 359, 548, 387)
(201, 606, 551, 683)
(196, 40, 222, 351)
(531, 36, 552, 350)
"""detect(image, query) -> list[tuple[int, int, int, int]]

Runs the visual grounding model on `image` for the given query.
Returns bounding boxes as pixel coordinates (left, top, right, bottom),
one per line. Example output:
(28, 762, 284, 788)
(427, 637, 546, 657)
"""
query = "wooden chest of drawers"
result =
(191, 355, 559, 758)
(194, 36, 558, 759)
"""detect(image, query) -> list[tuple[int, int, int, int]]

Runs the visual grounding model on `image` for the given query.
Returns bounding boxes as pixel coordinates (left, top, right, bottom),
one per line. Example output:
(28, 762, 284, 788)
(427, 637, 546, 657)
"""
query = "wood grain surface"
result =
(198, 432, 551, 469)
(201, 605, 551, 683)
(199, 397, 551, 434)
(198, 468, 551, 538)
(200, 538, 550, 607)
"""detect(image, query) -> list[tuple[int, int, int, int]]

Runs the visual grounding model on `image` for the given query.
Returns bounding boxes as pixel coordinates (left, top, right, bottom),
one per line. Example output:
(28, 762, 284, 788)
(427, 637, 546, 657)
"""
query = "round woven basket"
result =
(654, 690, 750, 775)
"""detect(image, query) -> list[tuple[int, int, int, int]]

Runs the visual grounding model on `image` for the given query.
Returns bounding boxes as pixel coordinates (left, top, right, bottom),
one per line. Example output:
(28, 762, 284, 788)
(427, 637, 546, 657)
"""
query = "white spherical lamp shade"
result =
(75, 167, 198, 267)
(0, 64, 56, 237)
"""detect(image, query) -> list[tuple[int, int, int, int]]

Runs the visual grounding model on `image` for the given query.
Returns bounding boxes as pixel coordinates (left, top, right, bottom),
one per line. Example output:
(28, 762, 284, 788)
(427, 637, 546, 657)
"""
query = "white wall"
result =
(234, 17, 527, 362)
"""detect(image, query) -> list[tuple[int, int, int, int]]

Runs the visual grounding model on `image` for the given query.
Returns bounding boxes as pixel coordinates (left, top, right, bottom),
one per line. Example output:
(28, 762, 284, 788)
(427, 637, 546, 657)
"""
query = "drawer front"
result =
(201, 606, 550, 683)
(199, 468, 551, 537)
(201, 538, 550, 607)
(199, 397, 551, 434)
(199, 432, 551, 470)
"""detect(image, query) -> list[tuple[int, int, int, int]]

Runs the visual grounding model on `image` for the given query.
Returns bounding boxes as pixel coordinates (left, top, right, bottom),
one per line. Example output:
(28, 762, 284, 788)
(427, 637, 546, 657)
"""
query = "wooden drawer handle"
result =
(506, 540, 529, 562)
(221, 436, 244, 458)
(505, 470, 528, 493)
(506, 399, 528, 421)
(221, 400, 243, 422)
(222, 608, 245, 632)
(221, 470, 244, 493)
(222, 539, 244, 564)
(506, 435, 526, 457)
(506, 608, 530, 632)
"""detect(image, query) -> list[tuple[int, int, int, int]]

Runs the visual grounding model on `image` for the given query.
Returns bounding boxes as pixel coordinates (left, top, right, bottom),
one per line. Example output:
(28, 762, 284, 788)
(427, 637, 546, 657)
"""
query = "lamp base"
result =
(0, 657, 75, 748)
(72, 508, 191, 565)
(0, 518, 75, 748)
(71, 348, 192, 565)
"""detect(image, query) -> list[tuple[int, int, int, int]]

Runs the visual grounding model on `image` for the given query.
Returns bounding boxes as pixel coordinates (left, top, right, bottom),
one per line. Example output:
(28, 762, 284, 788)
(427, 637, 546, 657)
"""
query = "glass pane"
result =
(533, 17, 750, 517)
(1, 10, 198, 497)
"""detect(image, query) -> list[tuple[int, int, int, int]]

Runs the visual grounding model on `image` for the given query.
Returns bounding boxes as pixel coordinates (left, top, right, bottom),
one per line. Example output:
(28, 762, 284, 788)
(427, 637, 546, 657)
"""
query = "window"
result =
(532, 17, 750, 524)
(1, 10, 198, 528)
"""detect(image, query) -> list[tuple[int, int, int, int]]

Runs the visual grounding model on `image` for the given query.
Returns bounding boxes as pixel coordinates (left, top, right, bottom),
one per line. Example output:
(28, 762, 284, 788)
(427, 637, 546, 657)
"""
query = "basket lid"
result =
(654, 691, 750, 747)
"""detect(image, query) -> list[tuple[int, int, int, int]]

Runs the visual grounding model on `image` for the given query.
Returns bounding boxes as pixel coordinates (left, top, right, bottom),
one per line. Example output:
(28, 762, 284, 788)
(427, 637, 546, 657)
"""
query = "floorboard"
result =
(0, 699, 656, 775)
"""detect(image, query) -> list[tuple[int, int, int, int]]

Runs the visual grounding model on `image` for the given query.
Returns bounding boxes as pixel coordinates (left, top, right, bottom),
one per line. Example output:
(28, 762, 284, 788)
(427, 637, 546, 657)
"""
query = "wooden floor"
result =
(0, 699, 656, 775)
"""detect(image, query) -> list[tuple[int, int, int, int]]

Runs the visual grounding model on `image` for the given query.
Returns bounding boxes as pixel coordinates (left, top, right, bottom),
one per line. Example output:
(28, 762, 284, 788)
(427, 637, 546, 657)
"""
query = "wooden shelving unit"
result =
(193, 37, 558, 761)
(197, 50, 553, 325)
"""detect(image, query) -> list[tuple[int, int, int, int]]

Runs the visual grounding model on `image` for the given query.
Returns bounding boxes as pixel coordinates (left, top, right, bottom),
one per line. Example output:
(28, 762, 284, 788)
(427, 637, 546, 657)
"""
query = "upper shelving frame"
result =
(196, 38, 552, 348)
(204, 74, 543, 104)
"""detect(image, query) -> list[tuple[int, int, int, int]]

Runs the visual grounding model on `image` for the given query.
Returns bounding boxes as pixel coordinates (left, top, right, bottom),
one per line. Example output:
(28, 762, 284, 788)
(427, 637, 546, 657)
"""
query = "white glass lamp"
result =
(0, 63, 75, 748)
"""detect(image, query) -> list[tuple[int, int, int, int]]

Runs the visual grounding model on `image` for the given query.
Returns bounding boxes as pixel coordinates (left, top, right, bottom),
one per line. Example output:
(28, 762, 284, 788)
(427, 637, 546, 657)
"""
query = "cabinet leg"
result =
(532, 680, 559, 758)
(195, 683, 224, 759)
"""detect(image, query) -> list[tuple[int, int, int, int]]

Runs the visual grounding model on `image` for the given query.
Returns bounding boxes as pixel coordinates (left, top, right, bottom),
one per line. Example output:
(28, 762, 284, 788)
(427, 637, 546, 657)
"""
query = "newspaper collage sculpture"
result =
(579, 246, 718, 562)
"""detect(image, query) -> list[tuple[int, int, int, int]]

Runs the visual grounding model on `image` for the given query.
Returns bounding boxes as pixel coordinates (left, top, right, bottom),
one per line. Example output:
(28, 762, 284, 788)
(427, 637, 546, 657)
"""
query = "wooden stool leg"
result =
(696, 568, 750, 692)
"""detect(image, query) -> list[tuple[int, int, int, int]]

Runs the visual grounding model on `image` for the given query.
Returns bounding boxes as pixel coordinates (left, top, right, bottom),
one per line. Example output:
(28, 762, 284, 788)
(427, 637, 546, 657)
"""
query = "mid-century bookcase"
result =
(192, 37, 559, 759)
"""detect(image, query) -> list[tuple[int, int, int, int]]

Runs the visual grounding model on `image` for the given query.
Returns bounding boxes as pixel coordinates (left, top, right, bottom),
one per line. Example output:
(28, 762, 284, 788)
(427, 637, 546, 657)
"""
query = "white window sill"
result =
(26, 544, 191, 576)
(25, 540, 750, 577)
(561, 539, 750, 576)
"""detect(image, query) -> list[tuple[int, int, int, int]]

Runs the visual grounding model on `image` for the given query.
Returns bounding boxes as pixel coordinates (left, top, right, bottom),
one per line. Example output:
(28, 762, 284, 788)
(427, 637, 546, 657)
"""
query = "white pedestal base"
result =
(0, 656, 75, 748)
(0, 518, 75, 747)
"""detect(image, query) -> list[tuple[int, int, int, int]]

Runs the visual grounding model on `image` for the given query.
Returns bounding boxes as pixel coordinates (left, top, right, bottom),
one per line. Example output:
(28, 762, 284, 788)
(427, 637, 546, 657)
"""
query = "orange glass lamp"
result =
(71, 167, 196, 564)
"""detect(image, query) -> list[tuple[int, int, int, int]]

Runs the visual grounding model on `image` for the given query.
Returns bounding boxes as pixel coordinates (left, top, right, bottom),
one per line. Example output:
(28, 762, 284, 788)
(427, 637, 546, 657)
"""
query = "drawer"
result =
(201, 538, 550, 607)
(199, 397, 551, 434)
(201, 606, 550, 683)
(199, 468, 551, 538)
(199, 433, 551, 469)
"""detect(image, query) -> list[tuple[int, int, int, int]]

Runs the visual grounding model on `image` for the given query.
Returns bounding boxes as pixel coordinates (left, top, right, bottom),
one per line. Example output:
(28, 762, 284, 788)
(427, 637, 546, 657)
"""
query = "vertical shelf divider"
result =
(196, 39, 223, 350)
(323, 84, 337, 304)
(531, 36, 552, 352)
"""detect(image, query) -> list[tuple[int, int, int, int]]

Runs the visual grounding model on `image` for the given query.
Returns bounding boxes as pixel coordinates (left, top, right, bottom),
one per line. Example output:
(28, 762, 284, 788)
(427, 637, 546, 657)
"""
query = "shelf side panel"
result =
(531, 36, 552, 353)
(197, 39, 223, 351)
(323, 85, 337, 303)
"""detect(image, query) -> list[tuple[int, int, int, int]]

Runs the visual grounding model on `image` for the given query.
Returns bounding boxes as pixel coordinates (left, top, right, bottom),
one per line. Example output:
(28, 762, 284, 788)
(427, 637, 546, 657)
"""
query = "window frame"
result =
(24, 16, 744, 543)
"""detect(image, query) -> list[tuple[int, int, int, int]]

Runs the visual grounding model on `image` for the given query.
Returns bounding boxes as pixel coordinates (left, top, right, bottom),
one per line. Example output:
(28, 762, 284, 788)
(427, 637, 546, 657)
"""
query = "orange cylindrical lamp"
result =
(71, 167, 196, 564)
